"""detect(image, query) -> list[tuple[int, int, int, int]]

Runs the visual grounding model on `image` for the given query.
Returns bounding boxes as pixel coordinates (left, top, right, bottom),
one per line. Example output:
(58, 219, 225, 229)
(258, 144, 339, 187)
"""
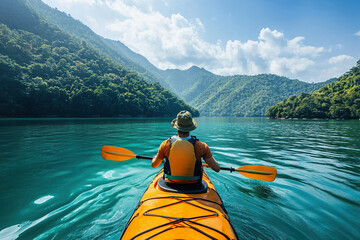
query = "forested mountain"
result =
(25, 0, 166, 87)
(190, 75, 335, 117)
(159, 66, 224, 102)
(0, 0, 198, 117)
(266, 61, 360, 119)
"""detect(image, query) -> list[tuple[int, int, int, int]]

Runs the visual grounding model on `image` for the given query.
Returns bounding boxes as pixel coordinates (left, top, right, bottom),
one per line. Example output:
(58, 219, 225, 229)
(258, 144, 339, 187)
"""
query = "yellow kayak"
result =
(120, 168, 238, 240)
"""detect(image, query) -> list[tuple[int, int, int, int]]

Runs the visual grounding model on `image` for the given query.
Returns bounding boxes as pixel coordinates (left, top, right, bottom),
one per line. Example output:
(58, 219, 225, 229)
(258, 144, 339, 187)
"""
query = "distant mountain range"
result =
(190, 74, 336, 117)
(2, 0, 340, 117)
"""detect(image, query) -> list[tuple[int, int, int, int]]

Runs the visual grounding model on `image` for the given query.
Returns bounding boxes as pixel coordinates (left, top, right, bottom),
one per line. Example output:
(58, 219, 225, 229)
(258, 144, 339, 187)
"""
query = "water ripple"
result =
(1, 118, 359, 239)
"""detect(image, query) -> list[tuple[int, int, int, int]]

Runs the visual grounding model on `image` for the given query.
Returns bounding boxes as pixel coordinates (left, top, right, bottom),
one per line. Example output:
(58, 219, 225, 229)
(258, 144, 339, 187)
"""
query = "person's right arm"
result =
(204, 156, 220, 172)
(200, 142, 220, 172)
(151, 155, 163, 168)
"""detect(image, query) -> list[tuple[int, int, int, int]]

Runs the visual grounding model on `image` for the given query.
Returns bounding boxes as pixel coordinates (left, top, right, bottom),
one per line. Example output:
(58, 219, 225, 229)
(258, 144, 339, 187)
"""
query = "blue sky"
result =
(42, 0, 360, 82)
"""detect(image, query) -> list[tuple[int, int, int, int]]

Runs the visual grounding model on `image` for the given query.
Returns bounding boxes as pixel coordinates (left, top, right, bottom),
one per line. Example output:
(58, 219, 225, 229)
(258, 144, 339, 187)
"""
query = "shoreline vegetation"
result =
(0, 115, 177, 119)
(266, 60, 360, 120)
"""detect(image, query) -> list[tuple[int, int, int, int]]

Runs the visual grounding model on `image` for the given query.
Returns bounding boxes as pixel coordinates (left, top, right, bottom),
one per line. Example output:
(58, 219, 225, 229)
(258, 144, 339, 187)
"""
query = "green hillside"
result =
(0, 0, 198, 117)
(190, 74, 335, 117)
(25, 0, 165, 86)
(159, 66, 223, 101)
(266, 60, 360, 119)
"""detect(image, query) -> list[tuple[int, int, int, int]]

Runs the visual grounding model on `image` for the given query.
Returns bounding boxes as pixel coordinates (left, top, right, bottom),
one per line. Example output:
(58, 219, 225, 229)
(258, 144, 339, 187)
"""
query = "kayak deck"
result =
(120, 169, 238, 240)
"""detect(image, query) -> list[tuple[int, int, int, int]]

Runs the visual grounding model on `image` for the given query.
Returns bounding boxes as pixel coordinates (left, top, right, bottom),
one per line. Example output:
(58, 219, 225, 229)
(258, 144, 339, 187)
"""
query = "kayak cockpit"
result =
(157, 177, 208, 194)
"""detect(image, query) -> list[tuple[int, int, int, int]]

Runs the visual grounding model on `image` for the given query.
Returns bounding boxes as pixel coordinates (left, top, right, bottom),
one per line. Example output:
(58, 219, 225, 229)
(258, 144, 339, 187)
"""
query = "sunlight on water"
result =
(34, 195, 54, 205)
(0, 118, 359, 239)
(0, 224, 22, 240)
(99, 170, 116, 180)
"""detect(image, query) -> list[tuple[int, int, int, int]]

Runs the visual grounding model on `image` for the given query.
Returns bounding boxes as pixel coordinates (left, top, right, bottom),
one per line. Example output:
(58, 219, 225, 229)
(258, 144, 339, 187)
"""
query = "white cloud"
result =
(317, 55, 355, 81)
(329, 55, 354, 64)
(355, 31, 360, 36)
(105, 0, 213, 69)
(105, 1, 327, 79)
(195, 18, 205, 31)
(336, 44, 343, 49)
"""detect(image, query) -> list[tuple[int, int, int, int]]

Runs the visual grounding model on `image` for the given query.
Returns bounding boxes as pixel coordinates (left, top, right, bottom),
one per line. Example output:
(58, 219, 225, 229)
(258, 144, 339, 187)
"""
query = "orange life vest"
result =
(163, 136, 202, 183)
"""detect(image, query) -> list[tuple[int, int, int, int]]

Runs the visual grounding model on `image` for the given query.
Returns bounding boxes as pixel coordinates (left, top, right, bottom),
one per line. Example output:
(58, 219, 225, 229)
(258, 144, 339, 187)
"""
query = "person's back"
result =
(152, 110, 220, 185)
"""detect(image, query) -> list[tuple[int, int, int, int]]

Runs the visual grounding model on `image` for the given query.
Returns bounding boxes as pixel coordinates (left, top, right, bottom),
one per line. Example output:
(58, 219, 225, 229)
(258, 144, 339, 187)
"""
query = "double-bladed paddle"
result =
(101, 146, 277, 182)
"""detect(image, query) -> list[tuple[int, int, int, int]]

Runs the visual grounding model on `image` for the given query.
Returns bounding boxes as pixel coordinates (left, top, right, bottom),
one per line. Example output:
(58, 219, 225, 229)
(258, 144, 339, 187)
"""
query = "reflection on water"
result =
(0, 118, 359, 239)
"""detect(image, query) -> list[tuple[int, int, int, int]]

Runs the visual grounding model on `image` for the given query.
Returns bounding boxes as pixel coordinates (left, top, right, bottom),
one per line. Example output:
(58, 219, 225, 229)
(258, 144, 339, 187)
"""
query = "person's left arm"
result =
(151, 140, 169, 168)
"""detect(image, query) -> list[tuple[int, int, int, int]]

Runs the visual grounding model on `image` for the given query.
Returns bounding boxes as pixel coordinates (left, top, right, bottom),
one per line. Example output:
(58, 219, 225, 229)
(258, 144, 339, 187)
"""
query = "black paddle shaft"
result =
(136, 155, 153, 160)
(135, 155, 235, 173)
(220, 167, 235, 172)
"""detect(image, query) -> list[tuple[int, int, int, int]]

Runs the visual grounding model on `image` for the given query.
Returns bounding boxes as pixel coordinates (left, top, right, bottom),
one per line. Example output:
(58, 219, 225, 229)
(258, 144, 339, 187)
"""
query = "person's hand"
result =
(202, 163, 210, 168)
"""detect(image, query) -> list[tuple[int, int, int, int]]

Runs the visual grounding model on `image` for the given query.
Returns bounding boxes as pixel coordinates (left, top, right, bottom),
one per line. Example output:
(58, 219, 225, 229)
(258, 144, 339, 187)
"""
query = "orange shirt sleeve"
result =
(152, 139, 170, 168)
(194, 141, 212, 161)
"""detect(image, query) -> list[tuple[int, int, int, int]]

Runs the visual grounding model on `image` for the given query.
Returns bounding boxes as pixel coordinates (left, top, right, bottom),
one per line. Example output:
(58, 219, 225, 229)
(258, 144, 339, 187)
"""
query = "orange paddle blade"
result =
(236, 165, 277, 182)
(101, 146, 137, 161)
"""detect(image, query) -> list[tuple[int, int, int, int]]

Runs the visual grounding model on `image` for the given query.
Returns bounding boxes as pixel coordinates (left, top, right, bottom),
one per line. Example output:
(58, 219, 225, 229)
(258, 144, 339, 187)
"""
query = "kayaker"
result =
(152, 110, 220, 184)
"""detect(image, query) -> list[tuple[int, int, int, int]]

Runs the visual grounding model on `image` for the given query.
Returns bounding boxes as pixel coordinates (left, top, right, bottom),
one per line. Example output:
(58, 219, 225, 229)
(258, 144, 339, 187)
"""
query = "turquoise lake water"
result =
(0, 117, 359, 239)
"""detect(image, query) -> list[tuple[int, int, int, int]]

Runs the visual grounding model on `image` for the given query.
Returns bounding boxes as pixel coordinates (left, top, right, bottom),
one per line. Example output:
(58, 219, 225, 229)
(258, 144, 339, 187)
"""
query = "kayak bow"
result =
(120, 169, 238, 240)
